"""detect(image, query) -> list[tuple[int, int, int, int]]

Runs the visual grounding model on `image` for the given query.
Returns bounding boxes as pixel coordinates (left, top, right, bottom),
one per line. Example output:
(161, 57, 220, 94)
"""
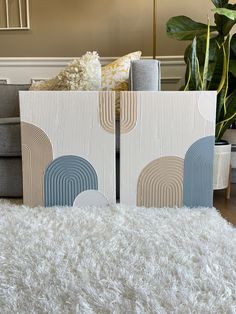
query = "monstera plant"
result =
(166, 0, 236, 142)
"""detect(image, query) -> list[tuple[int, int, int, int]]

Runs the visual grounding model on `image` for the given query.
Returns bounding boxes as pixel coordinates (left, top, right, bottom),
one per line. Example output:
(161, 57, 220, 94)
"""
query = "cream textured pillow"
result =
(30, 52, 101, 91)
(102, 51, 142, 92)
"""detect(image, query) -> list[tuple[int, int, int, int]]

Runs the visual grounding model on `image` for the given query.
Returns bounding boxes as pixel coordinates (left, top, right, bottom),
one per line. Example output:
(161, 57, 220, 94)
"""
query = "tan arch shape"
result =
(99, 91, 116, 133)
(137, 156, 184, 208)
(21, 122, 53, 207)
(120, 92, 137, 133)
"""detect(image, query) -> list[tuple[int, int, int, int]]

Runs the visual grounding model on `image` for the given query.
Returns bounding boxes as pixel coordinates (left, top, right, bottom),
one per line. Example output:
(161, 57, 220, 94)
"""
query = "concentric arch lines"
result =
(21, 122, 53, 207)
(99, 91, 116, 133)
(137, 156, 184, 208)
(44, 155, 98, 207)
(120, 92, 137, 133)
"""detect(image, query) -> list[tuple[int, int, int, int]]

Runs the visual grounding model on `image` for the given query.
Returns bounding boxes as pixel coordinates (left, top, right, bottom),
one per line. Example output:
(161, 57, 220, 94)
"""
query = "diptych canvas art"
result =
(20, 91, 216, 208)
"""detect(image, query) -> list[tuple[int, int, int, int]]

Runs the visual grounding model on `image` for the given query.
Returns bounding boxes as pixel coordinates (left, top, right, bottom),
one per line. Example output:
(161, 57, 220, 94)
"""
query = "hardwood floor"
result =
(214, 183, 236, 226)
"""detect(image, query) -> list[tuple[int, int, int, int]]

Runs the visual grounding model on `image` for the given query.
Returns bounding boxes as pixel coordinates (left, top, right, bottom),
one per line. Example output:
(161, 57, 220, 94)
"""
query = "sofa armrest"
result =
(0, 118, 21, 156)
(0, 84, 30, 118)
(0, 117, 20, 125)
(129, 60, 161, 91)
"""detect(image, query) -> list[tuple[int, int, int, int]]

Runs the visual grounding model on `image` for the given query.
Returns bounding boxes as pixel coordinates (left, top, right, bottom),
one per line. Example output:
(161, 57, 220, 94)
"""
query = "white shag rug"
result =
(0, 201, 236, 314)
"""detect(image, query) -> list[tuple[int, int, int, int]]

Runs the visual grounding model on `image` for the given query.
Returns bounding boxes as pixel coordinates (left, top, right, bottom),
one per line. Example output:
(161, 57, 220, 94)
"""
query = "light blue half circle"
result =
(44, 155, 98, 207)
(183, 136, 215, 208)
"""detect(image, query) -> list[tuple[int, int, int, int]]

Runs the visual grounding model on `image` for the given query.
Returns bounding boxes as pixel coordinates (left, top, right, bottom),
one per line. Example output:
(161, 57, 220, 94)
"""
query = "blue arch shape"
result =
(44, 155, 98, 207)
(183, 136, 215, 208)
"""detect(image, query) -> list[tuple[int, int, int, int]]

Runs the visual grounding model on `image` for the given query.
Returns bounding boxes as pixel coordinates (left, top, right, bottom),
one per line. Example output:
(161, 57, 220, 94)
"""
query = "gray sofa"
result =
(0, 60, 160, 198)
(0, 84, 30, 197)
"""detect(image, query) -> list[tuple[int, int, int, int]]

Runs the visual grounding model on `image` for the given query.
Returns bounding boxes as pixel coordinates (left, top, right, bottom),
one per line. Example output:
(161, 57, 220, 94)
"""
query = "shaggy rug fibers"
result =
(0, 201, 236, 314)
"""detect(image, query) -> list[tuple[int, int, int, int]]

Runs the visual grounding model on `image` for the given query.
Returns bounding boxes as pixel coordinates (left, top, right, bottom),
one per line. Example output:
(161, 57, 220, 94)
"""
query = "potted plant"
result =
(166, 0, 236, 193)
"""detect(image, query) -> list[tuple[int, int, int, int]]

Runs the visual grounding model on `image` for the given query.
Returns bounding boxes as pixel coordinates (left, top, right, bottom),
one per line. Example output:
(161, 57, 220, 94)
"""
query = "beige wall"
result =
(0, 0, 215, 57)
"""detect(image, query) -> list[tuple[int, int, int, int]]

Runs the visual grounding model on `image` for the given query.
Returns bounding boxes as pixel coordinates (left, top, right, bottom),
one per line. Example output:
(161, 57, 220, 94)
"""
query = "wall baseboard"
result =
(0, 56, 186, 91)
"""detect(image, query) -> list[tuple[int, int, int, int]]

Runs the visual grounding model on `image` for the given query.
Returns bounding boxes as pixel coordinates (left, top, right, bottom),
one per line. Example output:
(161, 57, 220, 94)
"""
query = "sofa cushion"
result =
(0, 157, 23, 197)
(0, 84, 30, 118)
(0, 119, 21, 156)
(129, 60, 161, 91)
(30, 52, 101, 91)
(102, 51, 142, 118)
(102, 51, 142, 92)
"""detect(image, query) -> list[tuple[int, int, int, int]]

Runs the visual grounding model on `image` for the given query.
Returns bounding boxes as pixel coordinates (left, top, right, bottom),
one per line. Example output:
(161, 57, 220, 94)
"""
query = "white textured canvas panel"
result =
(120, 91, 216, 207)
(20, 91, 116, 206)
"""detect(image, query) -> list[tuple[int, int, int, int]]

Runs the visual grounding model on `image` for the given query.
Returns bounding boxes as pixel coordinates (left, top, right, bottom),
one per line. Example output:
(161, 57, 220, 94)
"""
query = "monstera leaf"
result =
(211, 0, 228, 7)
(167, 16, 217, 40)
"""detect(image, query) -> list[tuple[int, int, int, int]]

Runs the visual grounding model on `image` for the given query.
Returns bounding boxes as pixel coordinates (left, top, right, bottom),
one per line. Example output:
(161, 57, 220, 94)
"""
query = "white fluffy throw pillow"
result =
(30, 52, 101, 91)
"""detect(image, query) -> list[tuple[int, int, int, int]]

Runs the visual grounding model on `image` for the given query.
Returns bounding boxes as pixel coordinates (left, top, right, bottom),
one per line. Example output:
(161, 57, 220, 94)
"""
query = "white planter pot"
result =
(223, 129, 236, 183)
(213, 144, 231, 190)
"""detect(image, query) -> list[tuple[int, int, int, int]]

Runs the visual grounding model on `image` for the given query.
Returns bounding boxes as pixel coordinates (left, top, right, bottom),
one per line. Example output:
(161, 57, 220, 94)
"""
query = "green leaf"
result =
(229, 60, 236, 78)
(184, 44, 192, 64)
(214, 5, 236, 35)
(216, 36, 231, 133)
(184, 60, 191, 91)
(185, 36, 219, 66)
(216, 91, 236, 140)
(213, 8, 236, 20)
(224, 91, 236, 121)
(217, 40, 228, 94)
(208, 44, 224, 90)
(231, 33, 236, 56)
(207, 62, 217, 81)
(188, 38, 198, 89)
(189, 37, 203, 90)
(184, 38, 203, 91)
(211, 0, 228, 8)
(166, 16, 217, 41)
(228, 74, 236, 95)
(214, 14, 235, 35)
(202, 20, 211, 90)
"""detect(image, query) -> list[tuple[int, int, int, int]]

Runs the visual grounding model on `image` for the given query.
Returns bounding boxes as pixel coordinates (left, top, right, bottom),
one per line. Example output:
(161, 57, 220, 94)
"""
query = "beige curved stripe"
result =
(137, 157, 184, 208)
(21, 122, 53, 207)
(99, 91, 116, 133)
(120, 92, 137, 133)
